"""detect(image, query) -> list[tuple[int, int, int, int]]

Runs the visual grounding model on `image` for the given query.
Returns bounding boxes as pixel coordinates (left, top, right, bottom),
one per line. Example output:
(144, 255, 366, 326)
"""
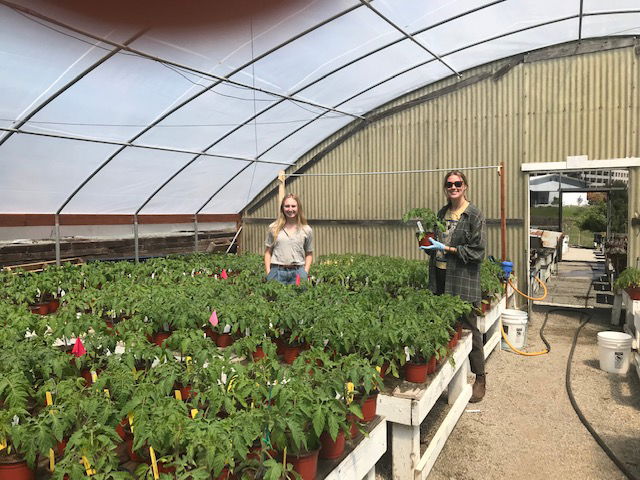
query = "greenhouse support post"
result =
(194, 215, 199, 253)
(134, 214, 139, 263)
(500, 162, 507, 261)
(278, 170, 286, 204)
(55, 214, 61, 266)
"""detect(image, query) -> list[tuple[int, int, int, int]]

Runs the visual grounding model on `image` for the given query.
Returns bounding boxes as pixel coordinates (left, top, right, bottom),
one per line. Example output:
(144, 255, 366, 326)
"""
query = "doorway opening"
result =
(528, 169, 629, 308)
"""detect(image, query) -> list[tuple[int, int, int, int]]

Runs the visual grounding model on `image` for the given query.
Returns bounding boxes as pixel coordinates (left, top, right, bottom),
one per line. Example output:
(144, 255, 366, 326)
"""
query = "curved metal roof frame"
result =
(0, 0, 639, 217)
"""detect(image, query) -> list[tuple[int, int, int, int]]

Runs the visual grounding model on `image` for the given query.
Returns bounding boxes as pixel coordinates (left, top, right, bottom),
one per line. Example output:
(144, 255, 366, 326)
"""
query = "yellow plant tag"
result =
(82, 455, 96, 475)
(91, 371, 98, 383)
(0, 438, 6, 451)
(45, 391, 53, 406)
(174, 390, 182, 401)
(185, 356, 192, 372)
(375, 366, 381, 373)
(190, 408, 198, 419)
(104, 389, 110, 399)
(49, 448, 55, 472)
(226, 376, 237, 392)
(128, 413, 134, 433)
(346, 382, 355, 405)
(149, 447, 159, 480)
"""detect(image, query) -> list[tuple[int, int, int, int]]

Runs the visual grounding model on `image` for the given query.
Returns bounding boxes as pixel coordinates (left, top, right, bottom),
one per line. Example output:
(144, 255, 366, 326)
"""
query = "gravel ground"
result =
(376, 306, 640, 480)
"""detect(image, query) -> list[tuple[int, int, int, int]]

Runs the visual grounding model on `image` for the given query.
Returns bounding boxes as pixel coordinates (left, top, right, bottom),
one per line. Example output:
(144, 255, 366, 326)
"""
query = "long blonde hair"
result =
(269, 193, 308, 238)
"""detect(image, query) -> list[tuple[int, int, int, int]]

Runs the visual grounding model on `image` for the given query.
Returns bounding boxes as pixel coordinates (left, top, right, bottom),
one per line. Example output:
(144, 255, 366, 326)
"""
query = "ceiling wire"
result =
(246, 15, 259, 206)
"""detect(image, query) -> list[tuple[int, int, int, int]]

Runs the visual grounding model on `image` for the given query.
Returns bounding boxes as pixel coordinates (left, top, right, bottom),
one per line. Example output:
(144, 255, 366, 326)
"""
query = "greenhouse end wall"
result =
(243, 42, 640, 284)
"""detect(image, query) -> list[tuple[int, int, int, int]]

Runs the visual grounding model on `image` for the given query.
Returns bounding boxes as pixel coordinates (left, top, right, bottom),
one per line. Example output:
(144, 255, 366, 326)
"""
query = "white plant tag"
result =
(404, 346, 411, 362)
(223, 324, 232, 334)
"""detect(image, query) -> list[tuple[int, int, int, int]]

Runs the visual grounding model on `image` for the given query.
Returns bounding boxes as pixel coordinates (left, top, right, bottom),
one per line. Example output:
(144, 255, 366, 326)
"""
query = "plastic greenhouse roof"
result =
(1, 0, 638, 215)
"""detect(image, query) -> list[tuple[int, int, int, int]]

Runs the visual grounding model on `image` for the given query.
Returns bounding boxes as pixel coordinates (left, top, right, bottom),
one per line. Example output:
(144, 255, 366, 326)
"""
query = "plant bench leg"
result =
(391, 422, 419, 480)
(611, 293, 622, 325)
(448, 357, 469, 406)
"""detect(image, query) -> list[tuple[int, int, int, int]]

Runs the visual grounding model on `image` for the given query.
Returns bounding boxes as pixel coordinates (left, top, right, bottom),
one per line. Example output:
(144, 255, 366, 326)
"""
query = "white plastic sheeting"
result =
(1, 0, 639, 214)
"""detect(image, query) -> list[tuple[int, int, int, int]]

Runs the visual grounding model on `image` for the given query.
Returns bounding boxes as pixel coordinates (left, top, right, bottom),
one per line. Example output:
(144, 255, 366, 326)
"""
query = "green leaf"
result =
(311, 409, 325, 438)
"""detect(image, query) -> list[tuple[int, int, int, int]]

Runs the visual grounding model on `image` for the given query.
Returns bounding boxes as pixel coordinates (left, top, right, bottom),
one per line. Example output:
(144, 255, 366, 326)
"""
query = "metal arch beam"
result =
(358, 0, 461, 78)
(27, 2, 360, 264)
(255, 10, 640, 161)
(111, 0, 506, 231)
(578, 0, 584, 41)
(1, 1, 363, 120)
(0, 30, 146, 148)
(172, 0, 506, 172)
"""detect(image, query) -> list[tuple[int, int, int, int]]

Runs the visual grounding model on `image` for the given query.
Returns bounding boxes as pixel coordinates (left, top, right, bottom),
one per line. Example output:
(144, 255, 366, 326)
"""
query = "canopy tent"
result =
(1, 0, 639, 215)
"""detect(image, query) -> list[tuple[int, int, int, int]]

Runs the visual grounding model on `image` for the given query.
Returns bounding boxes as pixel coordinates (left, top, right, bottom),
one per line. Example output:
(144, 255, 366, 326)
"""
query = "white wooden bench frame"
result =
(619, 290, 640, 381)
(377, 333, 472, 480)
(320, 417, 387, 480)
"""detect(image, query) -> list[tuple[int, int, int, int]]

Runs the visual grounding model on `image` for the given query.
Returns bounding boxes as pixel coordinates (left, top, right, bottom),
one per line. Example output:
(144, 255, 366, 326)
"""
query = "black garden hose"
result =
(556, 278, 639, 480)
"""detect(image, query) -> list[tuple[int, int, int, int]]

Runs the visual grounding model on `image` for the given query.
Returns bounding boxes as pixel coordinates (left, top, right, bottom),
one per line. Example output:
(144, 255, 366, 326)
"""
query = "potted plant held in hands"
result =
(402, 208, 446, 248)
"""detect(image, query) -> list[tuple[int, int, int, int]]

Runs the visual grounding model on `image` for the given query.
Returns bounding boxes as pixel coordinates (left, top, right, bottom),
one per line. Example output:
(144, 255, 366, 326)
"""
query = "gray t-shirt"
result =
(265, 225, 313, 265)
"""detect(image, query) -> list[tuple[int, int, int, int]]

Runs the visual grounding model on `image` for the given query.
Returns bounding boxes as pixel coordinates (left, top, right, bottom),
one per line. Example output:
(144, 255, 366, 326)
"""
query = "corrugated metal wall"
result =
(244, 43, 640, 281)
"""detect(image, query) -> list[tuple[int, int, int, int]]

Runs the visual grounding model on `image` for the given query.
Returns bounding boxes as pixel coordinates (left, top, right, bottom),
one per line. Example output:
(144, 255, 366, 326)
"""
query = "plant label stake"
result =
(190, 409, 198, 419)
(91, 371, 98, 384)
(209, 310, 219, 327)
(149, 447, 159, 480)
(81, 456, 96, 476)
(72, 337, 86, 357)
(128, 413, 134, 433)
(174, 390, 183, 401)
(45, 391, 53, 406)
(0, 439, 6, 451)
(49, 448, 55, 472)
(221, 269, 228, 279)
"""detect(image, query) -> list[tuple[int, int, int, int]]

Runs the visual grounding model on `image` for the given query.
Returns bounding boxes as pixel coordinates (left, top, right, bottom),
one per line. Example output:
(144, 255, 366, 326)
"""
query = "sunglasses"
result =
(445, 181, 464, 188)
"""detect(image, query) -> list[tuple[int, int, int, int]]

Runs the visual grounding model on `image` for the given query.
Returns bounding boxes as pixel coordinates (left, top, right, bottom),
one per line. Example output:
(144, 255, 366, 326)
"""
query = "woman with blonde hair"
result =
(421, 170, 487, 402)
(264, 193, 313, 284)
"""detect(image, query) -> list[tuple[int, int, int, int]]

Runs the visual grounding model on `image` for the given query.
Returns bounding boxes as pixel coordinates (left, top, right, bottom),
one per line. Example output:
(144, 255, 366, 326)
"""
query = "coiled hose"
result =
(500, 276, 550, 356)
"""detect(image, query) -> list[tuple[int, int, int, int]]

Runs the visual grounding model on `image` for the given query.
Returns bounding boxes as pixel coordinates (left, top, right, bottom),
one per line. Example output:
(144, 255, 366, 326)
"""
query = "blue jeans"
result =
(266, 265, 308, 285)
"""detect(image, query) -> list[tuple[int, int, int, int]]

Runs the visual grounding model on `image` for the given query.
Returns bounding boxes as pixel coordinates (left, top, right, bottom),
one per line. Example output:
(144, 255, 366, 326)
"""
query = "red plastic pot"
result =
(174, 383, 193, 400)
(215, 333, 234, 348)
(275, 337, 287, 356)
(48, 299, 60, 314)
(456, 323, 463, 338)
(214, 467, 231, 480)
(426, 355, 437, 375)
(418, 232, 436, 247)
(252, 347, 266, 361)
(283, 345, 302, 364)
(147, 331, 172, 346)
(626, 287, 640, 300)
(56, 438, 68, 457)
(289, 449, 319, 480)
(0, 460, 35, 480)
(116, 418, 132, 440)
(405, 361, 428, 383)
(347, 413, 360, 439)
(448, 334, 458, 350)
(379, 362, 390, 378)
(204, 327, 219, 342)
(358, 393, 378, 422)
(28, 303, 49, 315)
(125, 438, 145, 463)
(319, 430, 346, 460)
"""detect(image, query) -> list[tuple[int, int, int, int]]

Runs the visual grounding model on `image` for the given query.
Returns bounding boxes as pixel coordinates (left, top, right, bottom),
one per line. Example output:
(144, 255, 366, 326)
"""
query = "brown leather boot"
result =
(469, 374, 486, 403)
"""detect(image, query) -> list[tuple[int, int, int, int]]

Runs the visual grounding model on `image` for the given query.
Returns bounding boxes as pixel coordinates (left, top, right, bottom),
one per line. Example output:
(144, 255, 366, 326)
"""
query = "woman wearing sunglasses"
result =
(264, 193, 314, 285)
(421, 170, 487, 402)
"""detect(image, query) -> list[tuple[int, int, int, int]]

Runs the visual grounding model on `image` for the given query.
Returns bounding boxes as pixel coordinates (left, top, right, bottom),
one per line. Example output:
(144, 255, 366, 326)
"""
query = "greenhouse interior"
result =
(1, 1, 639, 479)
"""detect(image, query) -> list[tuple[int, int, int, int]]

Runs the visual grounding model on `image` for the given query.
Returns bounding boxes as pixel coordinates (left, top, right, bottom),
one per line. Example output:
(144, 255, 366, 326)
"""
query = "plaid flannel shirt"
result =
(428, 202, 486, 303)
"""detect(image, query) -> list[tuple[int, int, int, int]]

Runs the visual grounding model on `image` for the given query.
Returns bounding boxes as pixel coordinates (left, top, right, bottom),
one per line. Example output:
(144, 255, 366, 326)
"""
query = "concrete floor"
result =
(377, 250, 640, 480)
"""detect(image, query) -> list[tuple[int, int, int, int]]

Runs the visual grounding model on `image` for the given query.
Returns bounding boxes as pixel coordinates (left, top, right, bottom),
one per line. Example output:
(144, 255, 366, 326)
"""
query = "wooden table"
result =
(377, 332, 472, 480)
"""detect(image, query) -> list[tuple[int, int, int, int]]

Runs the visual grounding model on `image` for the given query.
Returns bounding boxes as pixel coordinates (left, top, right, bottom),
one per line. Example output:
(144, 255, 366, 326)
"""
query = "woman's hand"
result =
(421, 238, 446, 251)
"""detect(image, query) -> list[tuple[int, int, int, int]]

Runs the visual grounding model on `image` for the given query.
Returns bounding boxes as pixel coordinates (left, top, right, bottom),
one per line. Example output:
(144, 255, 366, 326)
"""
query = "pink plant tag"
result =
(295, 274, 301, 286)
(220, 269, 228, 280)
(72, 338, 86, 357)
(209, 310, 219, 327)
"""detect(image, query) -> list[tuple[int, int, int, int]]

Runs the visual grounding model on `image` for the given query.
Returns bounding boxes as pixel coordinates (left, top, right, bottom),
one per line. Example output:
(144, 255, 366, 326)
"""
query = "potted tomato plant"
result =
(402, 208, 447, 247)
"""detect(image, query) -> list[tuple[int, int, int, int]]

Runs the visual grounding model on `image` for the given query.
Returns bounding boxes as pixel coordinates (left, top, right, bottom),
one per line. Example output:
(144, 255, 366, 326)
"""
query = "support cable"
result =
(285, 164, 500, 178)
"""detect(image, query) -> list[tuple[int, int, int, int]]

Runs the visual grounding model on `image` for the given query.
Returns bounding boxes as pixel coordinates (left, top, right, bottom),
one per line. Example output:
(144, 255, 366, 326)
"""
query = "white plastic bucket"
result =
(501, 309, 528, 350)
(597, 331, 632, 374)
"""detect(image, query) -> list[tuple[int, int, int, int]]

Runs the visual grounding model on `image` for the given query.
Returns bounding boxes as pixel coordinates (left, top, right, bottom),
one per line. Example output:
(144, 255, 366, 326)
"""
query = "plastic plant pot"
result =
(0, 460, 34, 480)
(418, 232, 436, 247)
(252, 347, 266, 361)
(319, 430, 346, 460)
(29, 303, 49, 315)
(626, 287, 640, 300)
(289, 449, 319, 480)
(426, 355, 437, 375)
(283, 344, 302, 364)
(357, 393, 378, 422)
(215, 333, 234, 348)
(404, 361, 429, 383)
